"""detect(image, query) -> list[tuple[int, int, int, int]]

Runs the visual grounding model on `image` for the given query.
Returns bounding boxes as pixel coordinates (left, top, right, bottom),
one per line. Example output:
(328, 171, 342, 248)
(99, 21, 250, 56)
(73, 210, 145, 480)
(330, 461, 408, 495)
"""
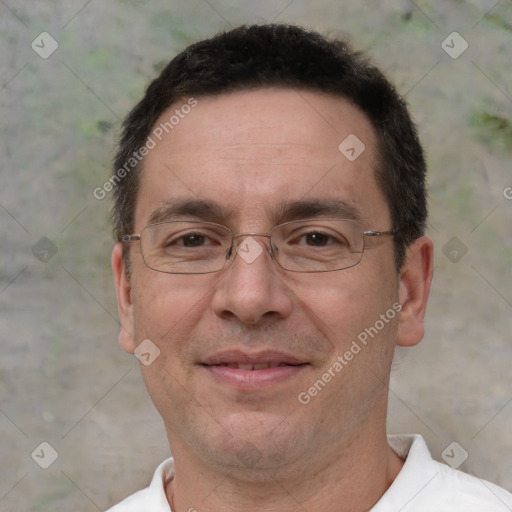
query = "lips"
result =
(213, 362, 292, 370)
(201, 350, 309, 390)
(202, 350, 306, 368)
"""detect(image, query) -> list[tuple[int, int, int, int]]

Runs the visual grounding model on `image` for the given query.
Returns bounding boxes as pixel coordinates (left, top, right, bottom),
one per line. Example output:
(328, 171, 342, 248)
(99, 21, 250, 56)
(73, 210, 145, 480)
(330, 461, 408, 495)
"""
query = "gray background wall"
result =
(0, 1, 511, 510)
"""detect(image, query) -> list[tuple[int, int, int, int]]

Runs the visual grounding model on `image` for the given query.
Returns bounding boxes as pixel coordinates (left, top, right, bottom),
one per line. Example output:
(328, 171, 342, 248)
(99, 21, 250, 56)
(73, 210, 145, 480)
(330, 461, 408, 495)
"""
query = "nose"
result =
(211, 234, 294, 325)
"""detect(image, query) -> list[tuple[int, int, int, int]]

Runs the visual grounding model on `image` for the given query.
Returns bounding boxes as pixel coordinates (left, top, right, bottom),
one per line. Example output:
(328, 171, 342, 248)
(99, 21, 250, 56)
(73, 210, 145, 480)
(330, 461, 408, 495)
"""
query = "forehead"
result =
(135, 88, 389, 230)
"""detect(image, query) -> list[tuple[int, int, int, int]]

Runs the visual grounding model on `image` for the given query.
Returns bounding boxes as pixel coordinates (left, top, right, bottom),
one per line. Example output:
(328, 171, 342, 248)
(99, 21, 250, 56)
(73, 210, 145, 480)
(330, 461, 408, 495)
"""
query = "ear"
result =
(112, 242, 137, 354)
(396, 236, 434, 347)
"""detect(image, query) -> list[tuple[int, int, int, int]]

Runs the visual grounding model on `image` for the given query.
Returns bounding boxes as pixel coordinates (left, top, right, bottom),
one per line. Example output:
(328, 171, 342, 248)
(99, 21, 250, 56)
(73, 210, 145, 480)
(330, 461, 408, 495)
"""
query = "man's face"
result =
(114, 88, 412, 477)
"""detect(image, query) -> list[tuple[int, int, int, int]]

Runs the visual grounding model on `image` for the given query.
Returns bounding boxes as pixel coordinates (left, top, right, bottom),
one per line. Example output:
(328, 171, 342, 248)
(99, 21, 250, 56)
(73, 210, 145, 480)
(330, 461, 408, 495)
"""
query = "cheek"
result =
(292, 269, 390, 333)
(131, 271, 213, 345)
(294, 268, 400, 377)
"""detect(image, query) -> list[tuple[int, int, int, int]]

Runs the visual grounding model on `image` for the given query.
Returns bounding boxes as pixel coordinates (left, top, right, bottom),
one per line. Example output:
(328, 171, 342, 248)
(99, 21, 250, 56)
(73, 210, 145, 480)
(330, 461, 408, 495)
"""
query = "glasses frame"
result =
(121, 218, 396, 274)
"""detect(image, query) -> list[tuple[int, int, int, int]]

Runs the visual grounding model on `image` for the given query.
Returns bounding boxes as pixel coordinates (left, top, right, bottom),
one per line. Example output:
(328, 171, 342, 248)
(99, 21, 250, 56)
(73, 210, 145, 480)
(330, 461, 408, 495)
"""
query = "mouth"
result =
(206, 362, 301, 370)
(201, 350, 309, 390)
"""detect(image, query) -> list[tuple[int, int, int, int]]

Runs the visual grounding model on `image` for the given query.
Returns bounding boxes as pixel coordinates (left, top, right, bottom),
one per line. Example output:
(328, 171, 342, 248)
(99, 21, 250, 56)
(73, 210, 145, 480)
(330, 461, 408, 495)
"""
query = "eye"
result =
(293, 229, 348, 248)
(177, 233, 209, 247)
(302, 232, 332, 247)
(164, 230, 220, 248)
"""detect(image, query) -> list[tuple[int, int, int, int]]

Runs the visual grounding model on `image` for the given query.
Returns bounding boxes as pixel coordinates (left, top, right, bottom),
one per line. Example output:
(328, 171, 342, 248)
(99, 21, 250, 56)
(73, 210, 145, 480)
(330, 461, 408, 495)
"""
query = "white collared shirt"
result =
(105, 434, 512, 511)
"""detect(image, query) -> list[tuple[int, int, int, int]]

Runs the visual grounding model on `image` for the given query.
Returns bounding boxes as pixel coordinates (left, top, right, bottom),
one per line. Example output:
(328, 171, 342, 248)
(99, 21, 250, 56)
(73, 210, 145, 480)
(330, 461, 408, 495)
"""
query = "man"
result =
(107, 24, 512, 511)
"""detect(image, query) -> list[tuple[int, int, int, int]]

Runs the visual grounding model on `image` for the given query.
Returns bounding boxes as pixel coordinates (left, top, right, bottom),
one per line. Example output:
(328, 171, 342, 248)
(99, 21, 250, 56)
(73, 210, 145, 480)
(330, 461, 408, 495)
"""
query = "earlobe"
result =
(396, 236, 434, 348)
(112, 243, 137, 354)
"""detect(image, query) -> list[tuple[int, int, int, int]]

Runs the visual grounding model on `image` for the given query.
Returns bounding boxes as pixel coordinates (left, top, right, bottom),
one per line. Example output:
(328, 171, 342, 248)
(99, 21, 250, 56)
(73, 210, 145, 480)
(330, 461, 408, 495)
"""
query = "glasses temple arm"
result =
(363, 230, 396, 237)
(121, 235, 141, 243)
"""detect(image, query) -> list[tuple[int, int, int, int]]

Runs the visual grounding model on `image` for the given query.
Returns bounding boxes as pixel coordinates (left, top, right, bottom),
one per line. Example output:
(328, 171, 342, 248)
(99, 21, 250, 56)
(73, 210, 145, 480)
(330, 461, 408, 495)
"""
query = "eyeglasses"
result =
(121, 219, 395, 274)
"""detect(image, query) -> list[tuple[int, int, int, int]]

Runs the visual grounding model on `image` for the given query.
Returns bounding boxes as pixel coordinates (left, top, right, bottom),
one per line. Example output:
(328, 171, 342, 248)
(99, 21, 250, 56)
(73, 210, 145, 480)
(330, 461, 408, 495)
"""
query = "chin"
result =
(189, 413, 311, 480)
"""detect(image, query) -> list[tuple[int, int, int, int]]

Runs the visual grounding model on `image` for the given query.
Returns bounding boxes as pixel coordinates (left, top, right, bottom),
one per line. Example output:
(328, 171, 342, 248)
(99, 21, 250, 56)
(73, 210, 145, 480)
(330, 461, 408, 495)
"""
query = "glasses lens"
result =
(140, 221, 231, 274)
(271, 219, 364, 272)
(138, 219, 365, 274)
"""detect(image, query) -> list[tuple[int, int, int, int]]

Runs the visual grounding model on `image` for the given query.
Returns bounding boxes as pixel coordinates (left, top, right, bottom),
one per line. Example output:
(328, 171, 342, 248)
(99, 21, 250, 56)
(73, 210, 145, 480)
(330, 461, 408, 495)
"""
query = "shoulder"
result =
(372, 435, 512, 511)
(104, 457, 174, 512)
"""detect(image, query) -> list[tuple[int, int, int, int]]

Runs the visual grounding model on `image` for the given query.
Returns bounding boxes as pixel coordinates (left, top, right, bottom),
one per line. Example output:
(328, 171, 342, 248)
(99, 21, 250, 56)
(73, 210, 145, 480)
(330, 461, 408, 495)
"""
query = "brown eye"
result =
(305, 232, 331, 246)
(180, 233, 206, 247)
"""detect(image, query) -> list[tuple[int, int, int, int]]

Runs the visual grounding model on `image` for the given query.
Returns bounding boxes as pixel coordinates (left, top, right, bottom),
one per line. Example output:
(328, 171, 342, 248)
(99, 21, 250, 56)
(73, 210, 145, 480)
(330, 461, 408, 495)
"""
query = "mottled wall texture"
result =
(1, 1, 511, 510)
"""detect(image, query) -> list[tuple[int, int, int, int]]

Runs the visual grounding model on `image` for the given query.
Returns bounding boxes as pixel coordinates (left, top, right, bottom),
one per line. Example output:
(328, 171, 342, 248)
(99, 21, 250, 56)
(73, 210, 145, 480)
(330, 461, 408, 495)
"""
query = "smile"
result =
(201, 351, 309, 390)
(208, 362, 298, 370)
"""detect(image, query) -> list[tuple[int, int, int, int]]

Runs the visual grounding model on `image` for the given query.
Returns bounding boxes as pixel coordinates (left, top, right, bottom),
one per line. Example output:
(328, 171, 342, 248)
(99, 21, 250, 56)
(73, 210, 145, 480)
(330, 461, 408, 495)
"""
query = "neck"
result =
(165, 428, 404, 512)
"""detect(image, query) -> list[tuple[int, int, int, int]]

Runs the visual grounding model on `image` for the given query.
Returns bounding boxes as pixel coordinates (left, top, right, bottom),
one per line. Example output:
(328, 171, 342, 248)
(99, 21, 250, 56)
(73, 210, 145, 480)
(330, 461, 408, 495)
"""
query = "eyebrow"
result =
(147, 197, 362, 227)
(272, 198, 362, 224)
(148, 198, 235, 225)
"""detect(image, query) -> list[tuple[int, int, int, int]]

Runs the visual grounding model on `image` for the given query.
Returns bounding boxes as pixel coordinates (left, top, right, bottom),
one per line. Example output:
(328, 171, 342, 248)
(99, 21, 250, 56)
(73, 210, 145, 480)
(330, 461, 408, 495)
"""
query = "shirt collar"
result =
(370, 434, 441, 511)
